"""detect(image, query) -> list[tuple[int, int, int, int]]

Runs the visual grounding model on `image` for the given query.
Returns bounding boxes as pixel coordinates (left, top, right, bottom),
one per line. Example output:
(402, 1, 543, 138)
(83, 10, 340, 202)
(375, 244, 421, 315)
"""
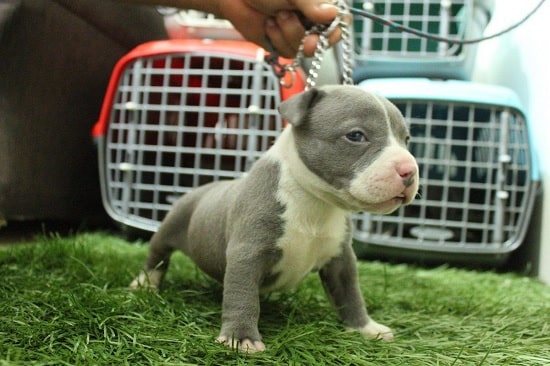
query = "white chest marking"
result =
(261, 127, 350, 292)
(263, 141, 348, 291)
(267, 207, 347, 292)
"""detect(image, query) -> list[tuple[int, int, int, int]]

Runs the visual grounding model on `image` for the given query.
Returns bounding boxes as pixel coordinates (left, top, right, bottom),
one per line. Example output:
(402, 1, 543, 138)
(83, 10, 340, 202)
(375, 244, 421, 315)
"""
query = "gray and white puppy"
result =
(130, 85, 419, 352)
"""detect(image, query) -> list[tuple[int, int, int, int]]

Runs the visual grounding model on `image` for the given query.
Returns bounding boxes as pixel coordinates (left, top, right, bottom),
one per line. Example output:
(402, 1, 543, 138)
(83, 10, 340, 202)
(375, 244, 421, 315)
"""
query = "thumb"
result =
(291, 0, 339, 24)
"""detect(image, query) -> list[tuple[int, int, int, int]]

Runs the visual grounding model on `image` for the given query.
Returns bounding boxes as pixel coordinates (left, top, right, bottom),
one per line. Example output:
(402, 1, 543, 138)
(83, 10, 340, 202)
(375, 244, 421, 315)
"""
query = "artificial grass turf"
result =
(0, 232, 548, 365)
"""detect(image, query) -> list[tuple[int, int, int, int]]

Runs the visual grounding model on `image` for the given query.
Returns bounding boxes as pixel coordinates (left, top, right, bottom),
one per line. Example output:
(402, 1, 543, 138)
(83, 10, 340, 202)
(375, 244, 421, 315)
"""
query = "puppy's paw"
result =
(357, 319, 394, 341)
(216, 335, 266, 353)
(129, 269, 163, 291)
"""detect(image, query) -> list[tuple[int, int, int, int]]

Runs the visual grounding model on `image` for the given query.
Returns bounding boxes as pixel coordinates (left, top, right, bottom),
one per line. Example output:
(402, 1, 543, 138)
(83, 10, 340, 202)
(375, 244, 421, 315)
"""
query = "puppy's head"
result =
(278, 85, 419, 214)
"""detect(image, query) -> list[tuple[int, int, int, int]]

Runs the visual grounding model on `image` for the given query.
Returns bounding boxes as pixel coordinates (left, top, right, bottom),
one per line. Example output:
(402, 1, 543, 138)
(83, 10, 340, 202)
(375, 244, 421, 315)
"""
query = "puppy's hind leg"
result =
(130, 233, 174, 290)
(130, 190, 198, 290)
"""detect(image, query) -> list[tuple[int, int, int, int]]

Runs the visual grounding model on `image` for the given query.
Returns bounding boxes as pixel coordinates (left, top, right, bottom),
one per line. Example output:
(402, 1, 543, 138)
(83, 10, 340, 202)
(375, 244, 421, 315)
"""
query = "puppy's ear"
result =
(278, 88, 325, 126)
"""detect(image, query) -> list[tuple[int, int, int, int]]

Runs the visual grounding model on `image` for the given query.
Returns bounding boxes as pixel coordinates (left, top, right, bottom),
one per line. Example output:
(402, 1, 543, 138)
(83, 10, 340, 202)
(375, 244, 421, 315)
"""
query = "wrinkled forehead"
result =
(308, 88, 408, 140)
(373, 94, 409, 141)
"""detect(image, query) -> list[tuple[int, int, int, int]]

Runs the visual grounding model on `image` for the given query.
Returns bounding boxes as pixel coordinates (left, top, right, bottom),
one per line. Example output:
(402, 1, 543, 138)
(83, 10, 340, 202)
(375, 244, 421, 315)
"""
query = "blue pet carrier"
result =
(353, 78, 540, 265)
(352, 0, 491, 81)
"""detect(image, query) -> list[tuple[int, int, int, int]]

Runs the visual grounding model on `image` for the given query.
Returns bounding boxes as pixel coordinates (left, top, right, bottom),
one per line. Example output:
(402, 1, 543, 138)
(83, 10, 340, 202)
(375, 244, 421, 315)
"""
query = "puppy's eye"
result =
(405, 136, 411, 145)
(345, 130, 367, 143)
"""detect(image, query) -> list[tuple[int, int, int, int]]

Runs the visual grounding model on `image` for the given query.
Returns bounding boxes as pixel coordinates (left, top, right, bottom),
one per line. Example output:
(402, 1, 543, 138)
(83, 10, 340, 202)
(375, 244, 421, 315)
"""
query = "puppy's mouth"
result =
(394, 193, 406, 202)
(394, 185, 418, 204)
(327, 185, 418, 214)
(391, 197, 405, 207)
(368, 191, 413, 214)
(393, 191, 415, 205)
(344, 193, 408, 214)
(385, 194, 407, 209)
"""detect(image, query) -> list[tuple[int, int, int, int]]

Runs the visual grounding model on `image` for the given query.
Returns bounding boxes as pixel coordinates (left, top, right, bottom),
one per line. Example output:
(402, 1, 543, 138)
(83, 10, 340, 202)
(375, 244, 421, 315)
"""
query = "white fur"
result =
(347, 95, 419, 214)
(355, 319, 394, 341)
(263, 127, 348, 292)
(216, 336, 266, 353)
(261, 125, 417, 291)
(349, 136, 418, 214)
(129, 269, 164, 290)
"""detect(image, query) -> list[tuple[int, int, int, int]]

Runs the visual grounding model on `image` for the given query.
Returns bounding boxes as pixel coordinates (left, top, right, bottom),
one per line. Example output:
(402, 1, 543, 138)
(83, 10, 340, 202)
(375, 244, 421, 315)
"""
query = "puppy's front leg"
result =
(319, 242, 394, 341)
(216, 243, 266, 353)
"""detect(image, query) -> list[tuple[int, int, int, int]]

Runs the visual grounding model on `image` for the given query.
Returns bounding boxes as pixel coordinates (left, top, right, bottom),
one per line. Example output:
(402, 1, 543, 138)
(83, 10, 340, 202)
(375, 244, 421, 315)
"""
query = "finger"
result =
(219, 1, 268, 49)
(328, 11, 352, 45)
(290, 0, 339, 24)
(275, 11, 306, 52)
(298, 34, 316, 57)
(327, 27, 343, 47)
(296, 4, 349, 56)
(265, 17, 297, 58)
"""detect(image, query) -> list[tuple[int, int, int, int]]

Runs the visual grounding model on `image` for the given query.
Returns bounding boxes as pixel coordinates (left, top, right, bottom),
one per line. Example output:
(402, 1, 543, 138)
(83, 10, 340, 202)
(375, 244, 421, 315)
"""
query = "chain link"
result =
(265, 0, 353, 90)
(339, 10, 355, 86)
(303, 0, 353, 90)
(303, 27, 330, 90)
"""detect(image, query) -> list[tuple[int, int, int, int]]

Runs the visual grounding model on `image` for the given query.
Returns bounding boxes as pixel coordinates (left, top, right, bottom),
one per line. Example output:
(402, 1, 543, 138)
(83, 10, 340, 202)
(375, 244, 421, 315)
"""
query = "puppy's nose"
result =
(397, 162, 417, 188)
(402, 173, 415, 188)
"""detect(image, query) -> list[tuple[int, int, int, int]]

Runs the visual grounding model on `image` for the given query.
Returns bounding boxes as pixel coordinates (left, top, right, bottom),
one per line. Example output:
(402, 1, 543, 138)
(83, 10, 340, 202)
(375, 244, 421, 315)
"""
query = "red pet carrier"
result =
(92, 39, 305, 231)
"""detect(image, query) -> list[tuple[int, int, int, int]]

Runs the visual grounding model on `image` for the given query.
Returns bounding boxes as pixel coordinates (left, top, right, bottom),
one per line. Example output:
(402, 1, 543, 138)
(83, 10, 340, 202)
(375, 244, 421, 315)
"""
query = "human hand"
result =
(217, 0, 344, 58)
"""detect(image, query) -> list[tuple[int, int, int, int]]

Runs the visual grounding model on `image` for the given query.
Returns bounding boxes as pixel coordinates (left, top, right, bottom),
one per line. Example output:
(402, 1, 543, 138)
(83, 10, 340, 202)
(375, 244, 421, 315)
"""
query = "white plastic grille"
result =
(100, 52, 284, 231)
(353, 100, 536, 253)
(352, 0, 470, 59)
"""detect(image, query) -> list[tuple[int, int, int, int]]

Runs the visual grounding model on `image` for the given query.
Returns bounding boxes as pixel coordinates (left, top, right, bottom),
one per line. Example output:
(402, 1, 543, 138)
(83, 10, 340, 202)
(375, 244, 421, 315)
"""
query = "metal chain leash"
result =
(338, 6, 355, 86)
(265, 0, 353, 90)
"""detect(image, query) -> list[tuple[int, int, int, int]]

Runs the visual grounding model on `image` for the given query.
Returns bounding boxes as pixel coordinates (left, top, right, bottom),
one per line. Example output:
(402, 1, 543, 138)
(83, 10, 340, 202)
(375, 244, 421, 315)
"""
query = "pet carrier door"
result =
(354, 78, 540, 265)
(92, 39, 304, 232)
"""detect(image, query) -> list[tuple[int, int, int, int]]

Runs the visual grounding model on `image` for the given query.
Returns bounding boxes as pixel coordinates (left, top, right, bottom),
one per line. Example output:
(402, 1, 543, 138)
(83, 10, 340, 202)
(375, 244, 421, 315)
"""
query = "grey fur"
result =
(131, 85, 419, 352)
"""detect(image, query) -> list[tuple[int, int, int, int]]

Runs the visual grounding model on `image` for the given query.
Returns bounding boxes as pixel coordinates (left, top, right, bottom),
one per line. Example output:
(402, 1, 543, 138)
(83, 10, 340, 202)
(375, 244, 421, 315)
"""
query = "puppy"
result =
(130, 85, 419, 352)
